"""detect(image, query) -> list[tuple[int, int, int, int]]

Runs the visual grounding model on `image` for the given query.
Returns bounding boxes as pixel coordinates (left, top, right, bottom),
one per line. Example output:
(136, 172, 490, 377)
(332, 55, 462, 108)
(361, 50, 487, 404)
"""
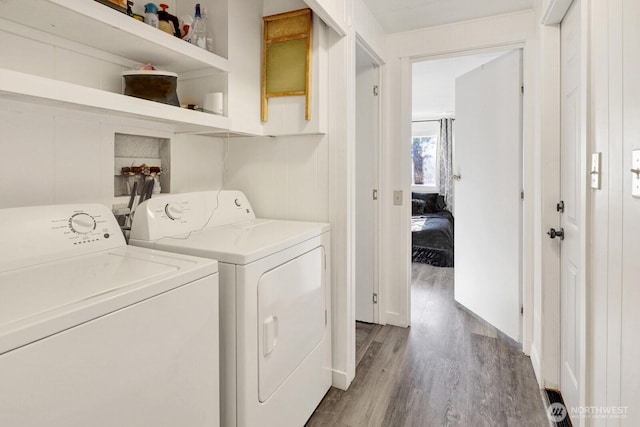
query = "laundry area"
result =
(2, 0, 640, 426)
(0, 0, 334, 426)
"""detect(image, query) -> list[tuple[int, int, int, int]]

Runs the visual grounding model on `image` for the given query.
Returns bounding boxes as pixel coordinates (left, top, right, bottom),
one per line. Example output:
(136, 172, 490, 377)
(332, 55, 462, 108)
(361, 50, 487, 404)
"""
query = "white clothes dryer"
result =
(0, 203, 220, 427)
(130, 190, 331, 427)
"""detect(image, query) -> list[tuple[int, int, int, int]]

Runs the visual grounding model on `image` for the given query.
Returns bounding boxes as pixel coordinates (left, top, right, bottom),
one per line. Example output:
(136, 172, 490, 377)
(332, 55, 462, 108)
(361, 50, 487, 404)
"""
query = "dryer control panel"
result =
(130, 190, 256, 242)
(0, 204, 125, 271)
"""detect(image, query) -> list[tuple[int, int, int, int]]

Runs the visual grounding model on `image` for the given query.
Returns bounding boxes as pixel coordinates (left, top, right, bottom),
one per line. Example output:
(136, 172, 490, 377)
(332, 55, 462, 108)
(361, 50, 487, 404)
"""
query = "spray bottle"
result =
(189, 3, 207, 49)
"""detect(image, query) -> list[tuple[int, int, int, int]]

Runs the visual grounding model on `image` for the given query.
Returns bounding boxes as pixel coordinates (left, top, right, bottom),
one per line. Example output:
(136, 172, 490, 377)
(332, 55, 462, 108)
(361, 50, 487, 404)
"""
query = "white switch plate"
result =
(393, 190, 403, 206)
(632, 149, 640, 198)
(591, 152, 601, 189)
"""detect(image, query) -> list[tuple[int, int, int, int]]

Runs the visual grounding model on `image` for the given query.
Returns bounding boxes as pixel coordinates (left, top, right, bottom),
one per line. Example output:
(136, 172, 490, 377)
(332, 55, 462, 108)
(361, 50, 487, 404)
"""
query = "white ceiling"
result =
(361, 0, 533, 33)
(412, 50, 510, 119)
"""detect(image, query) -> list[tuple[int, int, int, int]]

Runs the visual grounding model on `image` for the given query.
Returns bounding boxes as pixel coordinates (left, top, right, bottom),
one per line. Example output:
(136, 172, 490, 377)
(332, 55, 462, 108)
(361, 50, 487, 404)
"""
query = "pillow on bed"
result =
(412, 199, 426, 215)
(412, 192, 446, 213)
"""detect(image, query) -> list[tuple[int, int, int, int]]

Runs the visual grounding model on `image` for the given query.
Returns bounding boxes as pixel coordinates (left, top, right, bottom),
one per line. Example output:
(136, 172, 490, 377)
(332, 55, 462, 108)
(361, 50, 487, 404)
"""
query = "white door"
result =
(355, 45, 379, 323)
(454, 50, 523, 342)
(559, 0, 582, 415)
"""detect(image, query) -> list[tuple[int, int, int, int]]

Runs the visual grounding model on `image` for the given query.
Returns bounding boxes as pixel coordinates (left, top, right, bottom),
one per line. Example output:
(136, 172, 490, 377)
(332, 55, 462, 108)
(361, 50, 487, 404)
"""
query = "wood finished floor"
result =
(306, 263, 550, 427)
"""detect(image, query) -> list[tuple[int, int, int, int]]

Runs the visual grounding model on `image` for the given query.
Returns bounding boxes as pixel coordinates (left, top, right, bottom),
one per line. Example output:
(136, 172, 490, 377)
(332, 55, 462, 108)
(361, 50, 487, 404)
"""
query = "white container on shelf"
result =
(204, 92, 223, 115)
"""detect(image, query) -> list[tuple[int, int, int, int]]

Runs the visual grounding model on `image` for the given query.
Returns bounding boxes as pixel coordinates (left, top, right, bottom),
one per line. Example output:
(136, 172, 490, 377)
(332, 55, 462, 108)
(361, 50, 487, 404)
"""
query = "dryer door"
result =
(257, 246, 326, 402)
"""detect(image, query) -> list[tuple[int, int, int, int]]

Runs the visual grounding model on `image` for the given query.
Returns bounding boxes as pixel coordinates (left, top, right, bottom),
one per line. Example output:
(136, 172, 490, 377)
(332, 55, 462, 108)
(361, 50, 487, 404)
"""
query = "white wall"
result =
(411, 51, 506, 119)
(325, 24, 356, 389)
(303, 0, 349, 35)
(227, 0, 264, 136)
(619, 0, 640, 407)
(170, 134, 225, 193)
(223, 135, 329, 222)
(0, 100, 115, 209)
(382, 11, 538, 341)
(587, 0, 640, 424)
(0, 96, 226, 210)
(352, 0, 386, 63)
(587, 0, 611, 414)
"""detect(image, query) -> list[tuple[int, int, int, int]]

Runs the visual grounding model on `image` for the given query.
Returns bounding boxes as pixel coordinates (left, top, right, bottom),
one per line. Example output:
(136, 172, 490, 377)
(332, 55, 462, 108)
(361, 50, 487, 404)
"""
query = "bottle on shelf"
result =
(144, 3, 159, 28)
(189, 3, 207, 50)
(201, 7, 215, 53)
(180, 14, 193, 42)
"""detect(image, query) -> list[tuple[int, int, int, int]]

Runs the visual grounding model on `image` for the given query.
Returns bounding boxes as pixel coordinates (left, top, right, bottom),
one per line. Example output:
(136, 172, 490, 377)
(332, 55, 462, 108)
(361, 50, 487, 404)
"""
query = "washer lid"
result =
(149, 218, 330, 265)
(0, 245, 217, 355)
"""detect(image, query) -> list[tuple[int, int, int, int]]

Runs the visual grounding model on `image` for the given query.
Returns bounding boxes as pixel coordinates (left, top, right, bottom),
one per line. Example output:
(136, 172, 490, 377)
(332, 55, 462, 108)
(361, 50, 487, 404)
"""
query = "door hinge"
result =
(373, 85, 379, 96)
(325, 310, 327, 325)
(520, 305, 524, 315)
(373, 189, 378, 200)
(521, 85, 524, 94)
(373, 293, 378, 304)
(520, 191, 524, 200)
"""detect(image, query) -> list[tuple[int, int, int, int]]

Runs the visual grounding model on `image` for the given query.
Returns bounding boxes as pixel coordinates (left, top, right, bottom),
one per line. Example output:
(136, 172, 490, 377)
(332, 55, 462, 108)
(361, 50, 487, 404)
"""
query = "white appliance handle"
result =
(263, 315, 278, 357)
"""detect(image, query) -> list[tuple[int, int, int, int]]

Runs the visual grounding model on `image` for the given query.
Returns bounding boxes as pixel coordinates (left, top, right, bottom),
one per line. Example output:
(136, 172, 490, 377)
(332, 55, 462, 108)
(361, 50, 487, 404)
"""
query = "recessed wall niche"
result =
(114, 133, 171, 197)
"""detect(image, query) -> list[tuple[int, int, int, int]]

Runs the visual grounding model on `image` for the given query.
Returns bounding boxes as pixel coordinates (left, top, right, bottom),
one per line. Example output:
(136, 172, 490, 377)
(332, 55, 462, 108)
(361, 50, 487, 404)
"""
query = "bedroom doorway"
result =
(410, 49, 524, 343)
(355, 42, 381, 324)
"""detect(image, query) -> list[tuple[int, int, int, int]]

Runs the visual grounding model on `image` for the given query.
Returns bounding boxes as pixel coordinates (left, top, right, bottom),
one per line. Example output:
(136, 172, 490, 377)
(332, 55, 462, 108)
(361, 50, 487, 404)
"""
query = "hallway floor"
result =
(306, 263, 550, 427)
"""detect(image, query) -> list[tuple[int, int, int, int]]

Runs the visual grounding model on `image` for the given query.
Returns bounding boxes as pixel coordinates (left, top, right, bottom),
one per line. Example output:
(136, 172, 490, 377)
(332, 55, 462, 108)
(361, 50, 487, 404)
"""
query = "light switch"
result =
(393, 190, 403, 206)
(591, 152, 601, 189)
(632, 149, 640, 198)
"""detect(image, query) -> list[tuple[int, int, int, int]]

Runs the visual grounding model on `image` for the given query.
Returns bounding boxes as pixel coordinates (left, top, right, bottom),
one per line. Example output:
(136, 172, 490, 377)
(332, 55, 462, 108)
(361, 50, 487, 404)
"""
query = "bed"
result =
(411, 192, 454, 267)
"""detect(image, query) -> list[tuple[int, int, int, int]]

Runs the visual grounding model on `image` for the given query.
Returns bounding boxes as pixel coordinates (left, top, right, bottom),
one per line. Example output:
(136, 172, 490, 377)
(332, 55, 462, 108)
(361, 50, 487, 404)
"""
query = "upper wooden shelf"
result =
(0, 0, 229, 74)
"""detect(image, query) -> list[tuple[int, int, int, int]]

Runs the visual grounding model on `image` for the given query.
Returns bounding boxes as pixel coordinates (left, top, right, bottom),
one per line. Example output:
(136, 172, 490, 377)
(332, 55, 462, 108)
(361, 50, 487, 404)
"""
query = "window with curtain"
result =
(411, 120, 441, 192)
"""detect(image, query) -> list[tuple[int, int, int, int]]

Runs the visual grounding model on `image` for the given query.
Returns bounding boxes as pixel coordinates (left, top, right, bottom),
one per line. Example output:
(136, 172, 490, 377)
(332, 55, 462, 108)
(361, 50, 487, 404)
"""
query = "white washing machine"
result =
(129, 190, 331, 427)
(0, 203, 220, 427)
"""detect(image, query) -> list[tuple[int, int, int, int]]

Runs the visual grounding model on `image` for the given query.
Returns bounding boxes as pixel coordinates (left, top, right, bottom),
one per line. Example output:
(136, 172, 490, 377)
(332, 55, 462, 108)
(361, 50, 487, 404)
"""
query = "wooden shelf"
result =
(0, 68, 230, 134)
(0, 0, 228, 74)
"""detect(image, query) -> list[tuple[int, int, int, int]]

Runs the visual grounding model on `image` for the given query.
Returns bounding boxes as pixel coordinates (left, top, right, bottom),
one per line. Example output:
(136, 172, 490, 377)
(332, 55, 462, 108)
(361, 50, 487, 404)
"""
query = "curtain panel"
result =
(438, 118, 454, 210)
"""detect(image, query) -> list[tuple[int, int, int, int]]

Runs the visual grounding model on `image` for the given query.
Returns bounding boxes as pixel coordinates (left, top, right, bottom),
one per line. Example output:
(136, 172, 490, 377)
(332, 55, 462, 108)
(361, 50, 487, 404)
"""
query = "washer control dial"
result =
(69, 213, 96, 234)
(165, 203, 184, 220)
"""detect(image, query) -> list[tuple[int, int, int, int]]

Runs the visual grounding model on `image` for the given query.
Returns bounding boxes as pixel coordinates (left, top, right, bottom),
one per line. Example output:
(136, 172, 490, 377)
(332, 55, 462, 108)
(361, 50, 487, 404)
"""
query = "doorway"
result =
(355, 42, 381, 325)
(409, 50, 524, 342)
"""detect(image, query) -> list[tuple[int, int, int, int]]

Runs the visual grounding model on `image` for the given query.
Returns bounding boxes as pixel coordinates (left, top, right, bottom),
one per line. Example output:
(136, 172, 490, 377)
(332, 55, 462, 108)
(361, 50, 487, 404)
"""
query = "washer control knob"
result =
(165, 203, 184, 220)
(69, 213, 96, 234)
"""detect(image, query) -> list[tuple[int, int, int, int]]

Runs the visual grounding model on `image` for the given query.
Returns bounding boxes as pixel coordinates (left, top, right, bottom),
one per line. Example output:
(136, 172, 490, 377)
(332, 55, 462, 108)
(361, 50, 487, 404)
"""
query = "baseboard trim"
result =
(530, 343, 542, 387)
(332, 369, 351, 391)
(385, 311, 408, 328)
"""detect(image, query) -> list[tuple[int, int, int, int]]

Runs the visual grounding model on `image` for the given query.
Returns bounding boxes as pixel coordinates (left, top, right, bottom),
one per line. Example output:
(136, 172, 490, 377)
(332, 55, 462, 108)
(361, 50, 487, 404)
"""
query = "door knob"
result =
(547, 228, 564, 240)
